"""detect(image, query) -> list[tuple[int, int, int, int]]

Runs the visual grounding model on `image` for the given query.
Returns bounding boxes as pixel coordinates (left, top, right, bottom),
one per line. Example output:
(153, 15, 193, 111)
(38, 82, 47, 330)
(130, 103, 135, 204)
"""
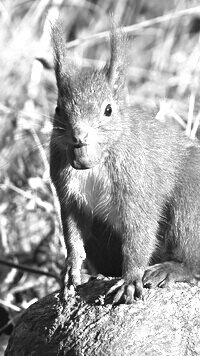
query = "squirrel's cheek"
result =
(67, 143, 102, 170)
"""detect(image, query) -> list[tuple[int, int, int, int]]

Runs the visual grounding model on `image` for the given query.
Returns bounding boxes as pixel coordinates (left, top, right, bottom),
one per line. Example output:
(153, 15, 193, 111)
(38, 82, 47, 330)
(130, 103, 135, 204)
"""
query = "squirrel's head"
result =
(52, 24, 128, 170)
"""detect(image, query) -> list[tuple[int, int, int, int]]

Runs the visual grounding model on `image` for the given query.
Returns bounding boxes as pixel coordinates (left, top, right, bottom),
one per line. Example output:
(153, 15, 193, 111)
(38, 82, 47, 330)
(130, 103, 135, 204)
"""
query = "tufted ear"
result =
(51, 24, 72, 98)
(106, 25, 128, 96)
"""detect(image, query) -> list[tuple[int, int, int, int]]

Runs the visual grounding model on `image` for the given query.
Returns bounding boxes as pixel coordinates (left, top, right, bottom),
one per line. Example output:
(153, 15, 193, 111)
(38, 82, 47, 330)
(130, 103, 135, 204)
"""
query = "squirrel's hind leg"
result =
(143, 145, 200, 290)
(142, 261, 198, 288)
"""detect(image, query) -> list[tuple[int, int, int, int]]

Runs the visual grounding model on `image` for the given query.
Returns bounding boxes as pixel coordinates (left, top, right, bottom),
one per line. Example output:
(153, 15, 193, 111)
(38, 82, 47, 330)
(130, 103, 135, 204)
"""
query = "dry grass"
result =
(1, 0, 200, 349)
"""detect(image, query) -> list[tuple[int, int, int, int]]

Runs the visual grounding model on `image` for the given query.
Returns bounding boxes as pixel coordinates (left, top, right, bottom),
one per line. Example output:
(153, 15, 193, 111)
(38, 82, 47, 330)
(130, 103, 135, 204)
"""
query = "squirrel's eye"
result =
(55, 106, 60, 115)
(104, 104, 112, 117)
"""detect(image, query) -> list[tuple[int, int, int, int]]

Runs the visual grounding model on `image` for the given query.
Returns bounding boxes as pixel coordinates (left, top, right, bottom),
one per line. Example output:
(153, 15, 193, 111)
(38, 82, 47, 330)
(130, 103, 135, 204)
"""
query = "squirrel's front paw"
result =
(106, 275, 144, 304)
(60, 258, 81, 301)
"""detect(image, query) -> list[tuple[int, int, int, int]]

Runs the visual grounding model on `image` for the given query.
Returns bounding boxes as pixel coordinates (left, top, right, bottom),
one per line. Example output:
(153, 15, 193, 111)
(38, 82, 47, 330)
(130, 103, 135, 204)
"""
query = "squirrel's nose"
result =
(71, 128, 88, 146)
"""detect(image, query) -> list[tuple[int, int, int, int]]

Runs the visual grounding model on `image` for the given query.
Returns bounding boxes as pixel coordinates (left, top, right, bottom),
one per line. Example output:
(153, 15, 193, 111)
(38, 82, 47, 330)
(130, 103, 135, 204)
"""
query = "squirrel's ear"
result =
(52, 24, 66, 81)
(106, 26, 127, 95)
(51, 24, 72, 96)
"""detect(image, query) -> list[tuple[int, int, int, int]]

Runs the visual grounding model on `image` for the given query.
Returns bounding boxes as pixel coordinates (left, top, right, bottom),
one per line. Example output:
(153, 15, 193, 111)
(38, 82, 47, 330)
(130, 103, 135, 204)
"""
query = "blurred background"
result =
(1, 0, 200, 352)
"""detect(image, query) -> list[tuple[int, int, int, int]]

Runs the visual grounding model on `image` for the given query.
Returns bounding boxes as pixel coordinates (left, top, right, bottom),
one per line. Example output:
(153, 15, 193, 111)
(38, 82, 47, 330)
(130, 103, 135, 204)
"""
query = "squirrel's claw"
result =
(106, 278, 143, 304)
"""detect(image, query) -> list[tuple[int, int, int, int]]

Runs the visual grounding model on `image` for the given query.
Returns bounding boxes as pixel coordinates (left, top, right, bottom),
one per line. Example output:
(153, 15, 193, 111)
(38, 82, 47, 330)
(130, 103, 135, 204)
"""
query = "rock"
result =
(5, 279, 200, 356)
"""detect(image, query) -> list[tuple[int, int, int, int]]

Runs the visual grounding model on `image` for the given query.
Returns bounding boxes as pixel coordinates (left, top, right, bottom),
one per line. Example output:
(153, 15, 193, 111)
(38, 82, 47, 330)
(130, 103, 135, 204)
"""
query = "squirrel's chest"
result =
(67, 166, 117, 223)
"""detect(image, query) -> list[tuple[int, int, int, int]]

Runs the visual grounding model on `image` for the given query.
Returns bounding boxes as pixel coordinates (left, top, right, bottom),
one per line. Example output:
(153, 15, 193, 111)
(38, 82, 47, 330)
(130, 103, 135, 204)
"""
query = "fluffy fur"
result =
(50, 25, 200, 303)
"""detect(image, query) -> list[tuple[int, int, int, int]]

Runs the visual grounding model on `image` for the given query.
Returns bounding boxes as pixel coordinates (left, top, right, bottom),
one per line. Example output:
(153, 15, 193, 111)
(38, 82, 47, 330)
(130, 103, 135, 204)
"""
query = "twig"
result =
(0, 182, 52, 213)
(1, 259, 59, 282)
(156, 101, 186, 129)
(191, 111, 200, 139)
(0, 258, 60, 283)
(168, 108, 186, 129)
(0, 298, 21, 312)
(0, 320, 13, 334)
(66, 6, 200, 48)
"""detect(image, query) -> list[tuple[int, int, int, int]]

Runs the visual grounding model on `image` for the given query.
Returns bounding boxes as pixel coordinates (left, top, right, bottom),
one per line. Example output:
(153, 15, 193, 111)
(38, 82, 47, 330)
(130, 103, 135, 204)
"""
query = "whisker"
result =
(19, 110, 53, 121)
(53, 126, 66, 131)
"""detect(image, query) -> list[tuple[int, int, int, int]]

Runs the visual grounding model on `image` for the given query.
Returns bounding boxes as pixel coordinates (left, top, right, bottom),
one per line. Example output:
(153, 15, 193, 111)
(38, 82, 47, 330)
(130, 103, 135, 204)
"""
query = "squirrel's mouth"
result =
(68, 144, 101, 169)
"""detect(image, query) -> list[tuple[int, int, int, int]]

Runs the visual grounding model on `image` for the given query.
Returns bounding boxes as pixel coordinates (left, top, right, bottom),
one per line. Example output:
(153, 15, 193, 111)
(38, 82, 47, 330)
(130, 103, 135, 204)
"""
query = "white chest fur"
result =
(67, 165, 117, 224)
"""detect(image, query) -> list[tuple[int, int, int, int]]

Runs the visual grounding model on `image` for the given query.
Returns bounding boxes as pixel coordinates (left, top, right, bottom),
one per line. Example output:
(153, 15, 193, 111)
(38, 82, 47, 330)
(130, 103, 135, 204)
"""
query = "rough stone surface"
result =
(5, 279, 200, 356)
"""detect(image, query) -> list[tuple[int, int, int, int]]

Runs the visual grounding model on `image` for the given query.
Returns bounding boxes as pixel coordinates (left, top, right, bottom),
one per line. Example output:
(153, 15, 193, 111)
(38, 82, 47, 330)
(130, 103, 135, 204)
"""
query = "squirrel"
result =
(50, 24, 200, 304)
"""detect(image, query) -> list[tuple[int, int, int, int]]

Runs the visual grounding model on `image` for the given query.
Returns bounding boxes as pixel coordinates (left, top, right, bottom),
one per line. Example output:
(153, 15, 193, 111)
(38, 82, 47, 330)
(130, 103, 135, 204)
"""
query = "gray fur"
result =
(50, 25, 200, 303)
